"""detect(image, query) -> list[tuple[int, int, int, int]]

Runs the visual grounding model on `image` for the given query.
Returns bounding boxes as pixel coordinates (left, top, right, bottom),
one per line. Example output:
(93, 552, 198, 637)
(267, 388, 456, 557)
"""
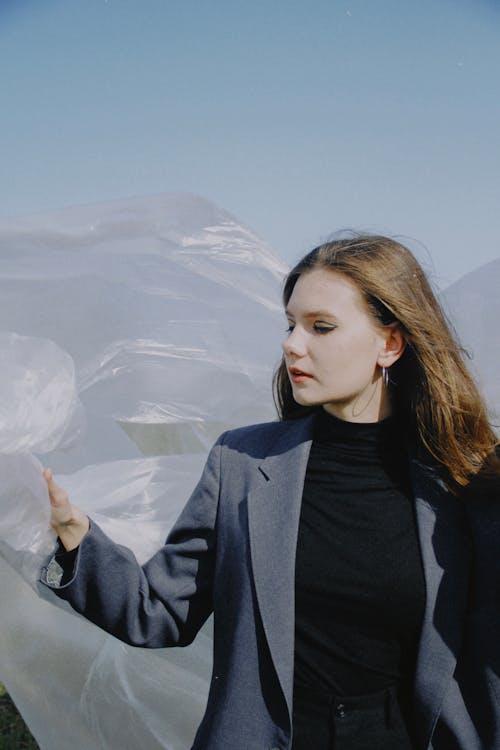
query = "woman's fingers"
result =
(43, 467, 90, 550)
(43, 469, 70, 508)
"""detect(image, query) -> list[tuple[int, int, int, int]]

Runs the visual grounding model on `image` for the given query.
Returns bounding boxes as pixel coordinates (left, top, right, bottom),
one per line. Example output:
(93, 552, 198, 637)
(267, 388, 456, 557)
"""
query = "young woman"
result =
(42, 234, 500, 750)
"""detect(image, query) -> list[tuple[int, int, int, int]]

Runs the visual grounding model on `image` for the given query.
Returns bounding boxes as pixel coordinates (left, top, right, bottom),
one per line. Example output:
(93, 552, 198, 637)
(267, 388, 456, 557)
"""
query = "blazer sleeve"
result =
(40, 434, 224, 648)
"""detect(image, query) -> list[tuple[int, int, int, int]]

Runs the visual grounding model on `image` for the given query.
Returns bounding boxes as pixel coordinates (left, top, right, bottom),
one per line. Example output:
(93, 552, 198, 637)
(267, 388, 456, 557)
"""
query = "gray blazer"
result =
(41, 415, 500, 750)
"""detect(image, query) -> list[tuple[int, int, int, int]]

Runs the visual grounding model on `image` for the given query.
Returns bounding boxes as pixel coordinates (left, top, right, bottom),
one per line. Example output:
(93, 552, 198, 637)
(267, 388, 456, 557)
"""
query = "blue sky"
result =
(1, 0, 499, 284)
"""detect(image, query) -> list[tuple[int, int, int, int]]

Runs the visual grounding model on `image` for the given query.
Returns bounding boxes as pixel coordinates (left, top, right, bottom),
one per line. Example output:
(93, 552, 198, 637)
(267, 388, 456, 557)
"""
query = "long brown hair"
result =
(273, 233, 499, 490)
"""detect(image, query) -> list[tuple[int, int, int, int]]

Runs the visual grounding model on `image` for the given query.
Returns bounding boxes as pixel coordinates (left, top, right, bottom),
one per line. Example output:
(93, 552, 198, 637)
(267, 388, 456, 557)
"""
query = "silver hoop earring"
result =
(382, 366, 389, 387)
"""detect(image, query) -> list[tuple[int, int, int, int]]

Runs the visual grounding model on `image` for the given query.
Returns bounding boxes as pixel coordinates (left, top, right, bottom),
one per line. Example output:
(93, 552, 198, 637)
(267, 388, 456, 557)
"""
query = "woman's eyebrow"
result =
(305, 310, 337, 319)
(285, 308, 337, 319)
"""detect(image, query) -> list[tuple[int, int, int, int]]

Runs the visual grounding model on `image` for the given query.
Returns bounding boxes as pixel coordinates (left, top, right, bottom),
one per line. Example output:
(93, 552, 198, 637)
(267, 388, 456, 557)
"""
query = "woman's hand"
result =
(43, 468, 90, 551)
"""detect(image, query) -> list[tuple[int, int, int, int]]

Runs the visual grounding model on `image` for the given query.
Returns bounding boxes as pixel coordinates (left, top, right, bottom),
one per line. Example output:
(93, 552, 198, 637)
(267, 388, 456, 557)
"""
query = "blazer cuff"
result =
(41, 524, 91, 589)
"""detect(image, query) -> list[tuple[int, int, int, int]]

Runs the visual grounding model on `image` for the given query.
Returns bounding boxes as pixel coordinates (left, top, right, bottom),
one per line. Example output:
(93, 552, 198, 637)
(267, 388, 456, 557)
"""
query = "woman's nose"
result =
(282, 327, 307, 358)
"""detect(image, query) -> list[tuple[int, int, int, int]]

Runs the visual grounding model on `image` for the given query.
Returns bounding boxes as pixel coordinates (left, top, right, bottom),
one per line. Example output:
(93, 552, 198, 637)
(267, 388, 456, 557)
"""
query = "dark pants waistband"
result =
(294, 682, 400, 710)
(292, 683, 415, 750)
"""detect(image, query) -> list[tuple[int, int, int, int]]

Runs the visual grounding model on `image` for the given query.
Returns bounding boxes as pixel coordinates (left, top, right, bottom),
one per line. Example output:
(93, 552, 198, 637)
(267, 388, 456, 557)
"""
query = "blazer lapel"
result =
(411, 459, 472, 750)
(247, 415, 315, 721)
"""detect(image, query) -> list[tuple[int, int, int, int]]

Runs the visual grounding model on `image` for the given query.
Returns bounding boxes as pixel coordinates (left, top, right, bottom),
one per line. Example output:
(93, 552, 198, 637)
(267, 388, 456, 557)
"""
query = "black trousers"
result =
(292, 684, 415, 750)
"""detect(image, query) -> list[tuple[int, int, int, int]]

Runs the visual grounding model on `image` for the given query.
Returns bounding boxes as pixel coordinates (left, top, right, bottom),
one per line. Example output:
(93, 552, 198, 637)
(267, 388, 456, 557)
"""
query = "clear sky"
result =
(1, 0, 499, 285)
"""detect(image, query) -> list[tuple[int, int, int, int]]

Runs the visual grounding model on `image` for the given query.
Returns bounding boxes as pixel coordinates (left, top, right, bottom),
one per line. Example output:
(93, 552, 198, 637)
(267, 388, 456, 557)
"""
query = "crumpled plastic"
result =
(0, 332, 84, 562)
(0, 332, 83, 456)
(0, 335, 216, 750)
(0, 194, 287, 750)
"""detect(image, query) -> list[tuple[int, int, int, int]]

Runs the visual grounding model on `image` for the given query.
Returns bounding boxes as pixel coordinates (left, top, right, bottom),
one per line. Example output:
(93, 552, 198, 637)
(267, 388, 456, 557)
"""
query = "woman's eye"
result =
(285, 325, 295, 333)
(314, 324, 335, 334)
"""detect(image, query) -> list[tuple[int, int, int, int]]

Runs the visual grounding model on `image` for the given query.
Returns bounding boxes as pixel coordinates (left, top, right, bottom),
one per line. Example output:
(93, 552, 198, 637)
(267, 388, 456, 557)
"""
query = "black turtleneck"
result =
(294, 408, 425, 698)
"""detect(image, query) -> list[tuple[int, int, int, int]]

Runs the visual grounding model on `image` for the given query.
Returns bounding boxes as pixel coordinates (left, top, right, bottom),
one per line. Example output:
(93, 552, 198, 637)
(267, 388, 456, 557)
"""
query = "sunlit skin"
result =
(282, 268, 405, 423)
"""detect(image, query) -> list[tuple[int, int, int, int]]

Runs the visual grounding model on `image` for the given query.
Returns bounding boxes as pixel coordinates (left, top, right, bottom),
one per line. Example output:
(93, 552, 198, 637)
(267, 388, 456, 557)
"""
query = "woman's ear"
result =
(378, 322, 406, 368)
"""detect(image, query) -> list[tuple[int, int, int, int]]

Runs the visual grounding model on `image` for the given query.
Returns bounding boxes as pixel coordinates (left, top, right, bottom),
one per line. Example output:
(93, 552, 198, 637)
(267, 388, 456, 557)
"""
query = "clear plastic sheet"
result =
(0, 194, 287, 749)
(0, 332, 83, 456)
(441, 260, 500, 422)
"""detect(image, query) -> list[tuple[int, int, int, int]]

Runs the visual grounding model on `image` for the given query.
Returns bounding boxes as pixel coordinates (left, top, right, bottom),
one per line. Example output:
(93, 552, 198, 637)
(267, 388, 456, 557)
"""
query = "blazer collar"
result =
(257, 414, 316, 481)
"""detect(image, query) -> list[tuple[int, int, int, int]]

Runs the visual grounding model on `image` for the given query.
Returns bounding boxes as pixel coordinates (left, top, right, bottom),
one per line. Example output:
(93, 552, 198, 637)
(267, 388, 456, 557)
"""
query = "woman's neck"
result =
(322, 381, 393, 423)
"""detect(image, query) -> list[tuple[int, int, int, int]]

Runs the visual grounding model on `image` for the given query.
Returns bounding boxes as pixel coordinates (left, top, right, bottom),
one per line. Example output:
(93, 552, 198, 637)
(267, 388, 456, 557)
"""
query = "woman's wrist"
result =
(54, 511, 90, 552)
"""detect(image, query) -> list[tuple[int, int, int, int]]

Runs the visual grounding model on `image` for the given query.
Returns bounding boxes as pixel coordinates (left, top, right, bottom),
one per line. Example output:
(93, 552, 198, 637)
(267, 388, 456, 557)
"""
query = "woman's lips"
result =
(289, 367, 313, 383)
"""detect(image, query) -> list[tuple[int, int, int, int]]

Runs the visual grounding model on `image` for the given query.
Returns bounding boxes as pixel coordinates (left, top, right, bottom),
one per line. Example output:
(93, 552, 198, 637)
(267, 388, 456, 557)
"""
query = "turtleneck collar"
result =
(314, 407, 398, 445)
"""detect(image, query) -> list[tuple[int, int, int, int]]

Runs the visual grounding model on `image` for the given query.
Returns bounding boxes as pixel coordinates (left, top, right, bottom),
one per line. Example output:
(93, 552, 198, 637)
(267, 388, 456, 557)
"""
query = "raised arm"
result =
(40, 436, 224, 648)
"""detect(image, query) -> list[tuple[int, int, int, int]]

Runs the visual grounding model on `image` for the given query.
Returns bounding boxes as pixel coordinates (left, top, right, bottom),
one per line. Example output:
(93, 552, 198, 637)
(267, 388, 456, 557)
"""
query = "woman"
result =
(42, 234, 500, 750)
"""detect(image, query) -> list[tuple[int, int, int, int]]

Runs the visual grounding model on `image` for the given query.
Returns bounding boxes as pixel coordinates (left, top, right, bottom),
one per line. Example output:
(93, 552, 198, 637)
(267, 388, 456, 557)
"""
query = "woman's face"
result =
(282, 267, 395, 422)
